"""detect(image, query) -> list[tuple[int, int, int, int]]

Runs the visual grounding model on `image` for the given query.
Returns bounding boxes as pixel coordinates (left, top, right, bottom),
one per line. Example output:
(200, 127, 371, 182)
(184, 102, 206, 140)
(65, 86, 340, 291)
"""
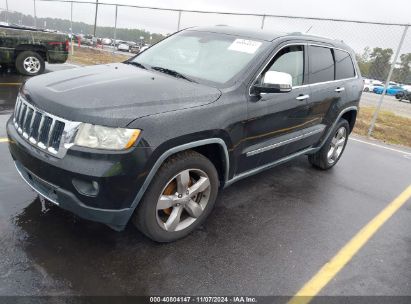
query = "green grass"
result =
(354, 106, 411, 147)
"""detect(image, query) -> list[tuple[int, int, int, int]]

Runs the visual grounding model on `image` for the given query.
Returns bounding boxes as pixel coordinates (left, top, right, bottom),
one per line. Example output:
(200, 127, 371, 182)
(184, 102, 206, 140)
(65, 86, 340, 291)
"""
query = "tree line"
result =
(356, 46, 411, 84)
(2, 11, 411, 83)
(0, 11, 166, 44)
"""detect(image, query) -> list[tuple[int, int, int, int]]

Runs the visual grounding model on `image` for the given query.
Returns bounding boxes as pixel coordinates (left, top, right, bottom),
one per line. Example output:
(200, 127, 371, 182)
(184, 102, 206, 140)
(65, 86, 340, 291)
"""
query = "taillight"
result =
(47, 41, 68, 51)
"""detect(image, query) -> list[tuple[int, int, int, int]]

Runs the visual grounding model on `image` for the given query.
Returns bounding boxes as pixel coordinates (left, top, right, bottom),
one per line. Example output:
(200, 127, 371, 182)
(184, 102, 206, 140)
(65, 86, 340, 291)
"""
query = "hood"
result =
(23, 63, 221, 127)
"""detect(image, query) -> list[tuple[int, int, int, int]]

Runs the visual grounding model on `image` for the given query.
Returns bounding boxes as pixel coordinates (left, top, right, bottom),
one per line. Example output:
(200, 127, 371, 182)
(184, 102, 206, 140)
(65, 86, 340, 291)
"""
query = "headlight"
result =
(74, 123, 141, 150)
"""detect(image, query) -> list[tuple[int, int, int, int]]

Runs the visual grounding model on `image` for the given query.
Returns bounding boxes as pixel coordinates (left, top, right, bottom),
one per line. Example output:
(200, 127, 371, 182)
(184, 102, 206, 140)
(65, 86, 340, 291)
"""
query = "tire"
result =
(395, 93, 403, 100)
(133, 150, 219, 242)
(364, 87, 369, 92)
(15, 51, 45, 76)
(308, 119, 350, 170)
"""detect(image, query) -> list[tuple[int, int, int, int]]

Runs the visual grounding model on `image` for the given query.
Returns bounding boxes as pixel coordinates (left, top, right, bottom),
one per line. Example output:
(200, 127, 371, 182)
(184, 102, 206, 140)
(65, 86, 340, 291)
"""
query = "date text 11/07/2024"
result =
(149, 296, 258, 303)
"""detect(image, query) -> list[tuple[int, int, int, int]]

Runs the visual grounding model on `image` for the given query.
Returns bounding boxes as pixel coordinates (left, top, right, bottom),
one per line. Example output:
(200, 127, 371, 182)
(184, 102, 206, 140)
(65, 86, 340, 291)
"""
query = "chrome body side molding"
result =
(227, 106, 358, 187)
(246, 127, 325, 157)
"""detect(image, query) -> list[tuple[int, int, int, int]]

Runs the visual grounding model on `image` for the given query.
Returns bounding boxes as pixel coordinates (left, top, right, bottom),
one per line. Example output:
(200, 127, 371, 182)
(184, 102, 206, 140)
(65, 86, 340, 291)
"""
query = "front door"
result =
(238, 43, 312, 173)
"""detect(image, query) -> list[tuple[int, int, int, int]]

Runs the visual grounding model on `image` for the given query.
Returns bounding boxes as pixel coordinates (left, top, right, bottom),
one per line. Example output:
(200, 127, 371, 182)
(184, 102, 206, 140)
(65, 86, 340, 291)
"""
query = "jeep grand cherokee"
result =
(7, 26, 362, 242)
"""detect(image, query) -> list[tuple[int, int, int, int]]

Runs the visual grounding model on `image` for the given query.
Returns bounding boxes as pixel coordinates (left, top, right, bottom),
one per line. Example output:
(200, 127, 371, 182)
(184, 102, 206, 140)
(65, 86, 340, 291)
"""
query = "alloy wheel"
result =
(23, 56, 41, 74)
(327, 127, 347, 164)
(156, 169, 211, 232)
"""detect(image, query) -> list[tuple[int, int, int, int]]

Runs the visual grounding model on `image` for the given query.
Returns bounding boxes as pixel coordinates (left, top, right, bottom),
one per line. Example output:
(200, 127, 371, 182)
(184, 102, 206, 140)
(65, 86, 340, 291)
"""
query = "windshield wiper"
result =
(151, 66, 197, 83)
(126, 61, 147, 70)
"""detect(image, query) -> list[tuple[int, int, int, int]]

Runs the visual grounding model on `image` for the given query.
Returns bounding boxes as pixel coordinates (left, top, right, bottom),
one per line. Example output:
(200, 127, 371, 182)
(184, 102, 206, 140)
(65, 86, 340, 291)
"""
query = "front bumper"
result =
(7, 117, 152, 230)
(14, 160, 130, 230)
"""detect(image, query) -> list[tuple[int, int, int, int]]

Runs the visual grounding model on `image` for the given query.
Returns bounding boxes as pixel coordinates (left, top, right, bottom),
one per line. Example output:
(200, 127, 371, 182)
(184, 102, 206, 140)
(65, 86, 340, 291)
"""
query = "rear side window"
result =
(334, 49, 355, 79)
(308, 46, 334, 83)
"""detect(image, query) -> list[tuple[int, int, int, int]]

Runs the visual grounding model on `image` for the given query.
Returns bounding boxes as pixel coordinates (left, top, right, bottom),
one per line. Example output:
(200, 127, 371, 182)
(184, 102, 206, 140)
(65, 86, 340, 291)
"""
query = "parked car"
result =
(363, 78, 383, 92)
(0, 24, 68, 75)
(373, 85, 404, 95)
(395, 86, 411, 101)
(7, 26, 362, 242)
(80, 34, 94, 46)
(101, 38, 112, 45)
(139, 44, 150, 52)
(397, 91, 411, 102)
(130, 45, 141, 54)
(117, 42, 130, 52)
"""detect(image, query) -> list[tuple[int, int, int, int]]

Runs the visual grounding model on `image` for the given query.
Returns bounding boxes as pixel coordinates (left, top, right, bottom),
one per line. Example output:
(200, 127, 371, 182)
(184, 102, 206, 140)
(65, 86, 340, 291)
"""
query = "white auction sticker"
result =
(228, 39, 262, 54)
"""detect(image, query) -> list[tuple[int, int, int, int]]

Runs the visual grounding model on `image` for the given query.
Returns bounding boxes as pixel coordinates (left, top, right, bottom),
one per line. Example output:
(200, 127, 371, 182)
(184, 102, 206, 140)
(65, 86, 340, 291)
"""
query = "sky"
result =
(1, 0, 411, 55)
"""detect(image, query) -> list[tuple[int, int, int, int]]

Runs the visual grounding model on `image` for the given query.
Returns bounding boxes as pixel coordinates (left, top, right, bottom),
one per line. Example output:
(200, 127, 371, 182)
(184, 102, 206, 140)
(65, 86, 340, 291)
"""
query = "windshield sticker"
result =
(228, 39, 262, 54)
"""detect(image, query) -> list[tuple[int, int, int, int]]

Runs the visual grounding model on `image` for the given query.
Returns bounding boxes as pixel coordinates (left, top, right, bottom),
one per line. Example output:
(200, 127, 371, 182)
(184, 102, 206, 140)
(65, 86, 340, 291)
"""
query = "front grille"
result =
(13, 96, 68, 155)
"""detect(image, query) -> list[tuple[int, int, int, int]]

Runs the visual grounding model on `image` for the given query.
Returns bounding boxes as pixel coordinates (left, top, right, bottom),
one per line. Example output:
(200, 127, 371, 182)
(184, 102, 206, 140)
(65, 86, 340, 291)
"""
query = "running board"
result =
(224, 147, 317, 187)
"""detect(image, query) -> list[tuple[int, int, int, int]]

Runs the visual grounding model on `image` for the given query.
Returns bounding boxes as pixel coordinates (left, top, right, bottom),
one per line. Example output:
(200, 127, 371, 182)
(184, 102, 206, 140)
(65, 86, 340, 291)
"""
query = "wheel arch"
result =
(318, 106, 358, 149)
(341, 109, 357, 133)
(14, 44, 48, 61)
(129, 138, 230, 213)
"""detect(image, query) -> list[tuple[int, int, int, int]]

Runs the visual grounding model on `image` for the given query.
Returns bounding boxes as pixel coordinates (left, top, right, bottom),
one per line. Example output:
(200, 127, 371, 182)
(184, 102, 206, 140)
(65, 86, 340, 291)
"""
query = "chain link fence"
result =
(1, 0, 411, 141)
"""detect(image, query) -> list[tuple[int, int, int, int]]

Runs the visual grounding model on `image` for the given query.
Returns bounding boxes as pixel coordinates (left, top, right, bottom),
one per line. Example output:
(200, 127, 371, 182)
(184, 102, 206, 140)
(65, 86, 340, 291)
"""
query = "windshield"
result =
(131, 30, 268, 85)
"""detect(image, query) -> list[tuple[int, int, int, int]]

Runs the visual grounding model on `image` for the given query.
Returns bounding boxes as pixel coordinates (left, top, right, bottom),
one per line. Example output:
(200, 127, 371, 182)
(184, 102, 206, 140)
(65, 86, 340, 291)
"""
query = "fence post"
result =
(113, 5, 118, 55)
(177, 10, 182, 31)
(367, 25, 409, 138)
(93, 0, 99, 37)
(4, 0, 8, 23)
(33, 0, 37, 28)
(70, 1, 74, 55)
(261, 15, 266, 29)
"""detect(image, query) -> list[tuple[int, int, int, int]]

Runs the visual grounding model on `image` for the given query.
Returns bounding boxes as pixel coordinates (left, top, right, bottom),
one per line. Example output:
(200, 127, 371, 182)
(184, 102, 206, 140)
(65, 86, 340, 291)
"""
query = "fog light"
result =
(72, 178, 99, 197)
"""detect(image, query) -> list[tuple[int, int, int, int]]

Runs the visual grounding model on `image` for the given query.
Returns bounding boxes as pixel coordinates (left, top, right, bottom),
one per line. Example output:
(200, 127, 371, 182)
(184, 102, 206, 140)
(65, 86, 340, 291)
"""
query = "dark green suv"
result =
(0, 24, 68, 75)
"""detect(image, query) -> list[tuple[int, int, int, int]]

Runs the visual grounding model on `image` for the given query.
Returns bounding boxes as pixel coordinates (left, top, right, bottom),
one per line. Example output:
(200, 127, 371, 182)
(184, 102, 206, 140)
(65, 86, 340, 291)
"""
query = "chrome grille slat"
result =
(29, 111, 42, 142)
(23, 107, 34, 138)
(38, 116, 52, 148)
(12, 96, 77, 158)
(27, 109, 37, 138)
(46, 120, 56, 148)
(18, 104, 27, 132)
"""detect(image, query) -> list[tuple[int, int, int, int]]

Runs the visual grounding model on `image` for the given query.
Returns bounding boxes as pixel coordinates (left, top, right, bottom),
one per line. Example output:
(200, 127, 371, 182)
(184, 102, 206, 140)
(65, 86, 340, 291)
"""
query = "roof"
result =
(188, 26, 285, 42)
(188, 25, 351, 50)
(0, 24, 45, 32)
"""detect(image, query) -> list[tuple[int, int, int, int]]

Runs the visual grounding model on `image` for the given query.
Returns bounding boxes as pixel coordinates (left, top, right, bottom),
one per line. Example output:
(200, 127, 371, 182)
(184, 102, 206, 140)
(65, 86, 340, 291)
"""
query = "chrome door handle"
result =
(335, 87, 345, 92)
(296, 94, 310, 101)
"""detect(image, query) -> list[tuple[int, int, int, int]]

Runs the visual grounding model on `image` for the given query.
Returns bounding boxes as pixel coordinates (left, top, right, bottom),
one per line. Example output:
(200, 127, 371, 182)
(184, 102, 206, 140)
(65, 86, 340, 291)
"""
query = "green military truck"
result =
(0, 24, 69, 76)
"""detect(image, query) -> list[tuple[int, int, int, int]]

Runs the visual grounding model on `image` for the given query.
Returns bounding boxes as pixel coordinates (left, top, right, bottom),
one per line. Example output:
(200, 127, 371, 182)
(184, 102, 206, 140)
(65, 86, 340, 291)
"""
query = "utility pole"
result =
(93, 0, 99, 36)
(113, 5, 118, 55)
(33, 0, 37, 28)
(70, 1, 74, 55)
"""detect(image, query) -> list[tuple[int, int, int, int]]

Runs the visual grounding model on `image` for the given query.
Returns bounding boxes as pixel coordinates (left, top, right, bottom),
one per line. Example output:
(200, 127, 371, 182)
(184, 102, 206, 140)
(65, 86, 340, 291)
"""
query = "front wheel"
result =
(15, 51, 45, 76)
(133, 150, 219, 242)
(308, 119, 350, 170)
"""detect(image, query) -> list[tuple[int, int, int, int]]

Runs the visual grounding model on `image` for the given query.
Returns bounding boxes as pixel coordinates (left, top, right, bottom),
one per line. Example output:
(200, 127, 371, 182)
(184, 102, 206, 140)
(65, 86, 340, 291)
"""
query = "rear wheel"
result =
(133, 150, 219, 242)
(308, 119, 350, 170)
(15, 51, 45, 76)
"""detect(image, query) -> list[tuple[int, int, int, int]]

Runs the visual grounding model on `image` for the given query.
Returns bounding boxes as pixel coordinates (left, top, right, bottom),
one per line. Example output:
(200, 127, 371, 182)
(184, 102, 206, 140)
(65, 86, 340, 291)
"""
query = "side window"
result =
(334, 49, 355, 79)
(266, 45, 304, 86)
(308, 46, 334, 83)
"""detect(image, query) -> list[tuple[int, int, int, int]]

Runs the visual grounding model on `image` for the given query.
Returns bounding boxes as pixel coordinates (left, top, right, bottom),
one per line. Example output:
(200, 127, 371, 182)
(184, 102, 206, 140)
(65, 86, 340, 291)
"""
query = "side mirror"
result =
(253, 71, 293, 94)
